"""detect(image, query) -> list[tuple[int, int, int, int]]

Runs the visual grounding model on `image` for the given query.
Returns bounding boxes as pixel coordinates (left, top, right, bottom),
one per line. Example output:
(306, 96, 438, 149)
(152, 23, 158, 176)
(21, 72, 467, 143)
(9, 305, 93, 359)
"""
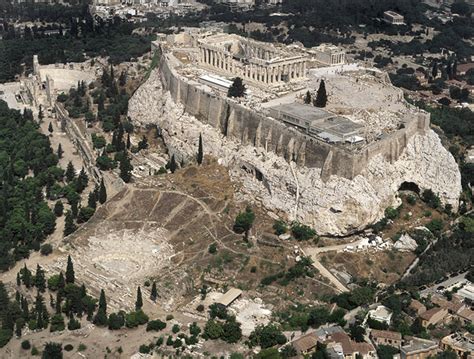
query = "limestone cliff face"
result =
(129, 69, 461, 236)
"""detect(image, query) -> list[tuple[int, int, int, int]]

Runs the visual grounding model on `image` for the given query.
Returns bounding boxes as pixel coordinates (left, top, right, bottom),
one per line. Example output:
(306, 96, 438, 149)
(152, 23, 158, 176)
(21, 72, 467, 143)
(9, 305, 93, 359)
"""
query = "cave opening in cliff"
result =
(398, 181, 420, 194)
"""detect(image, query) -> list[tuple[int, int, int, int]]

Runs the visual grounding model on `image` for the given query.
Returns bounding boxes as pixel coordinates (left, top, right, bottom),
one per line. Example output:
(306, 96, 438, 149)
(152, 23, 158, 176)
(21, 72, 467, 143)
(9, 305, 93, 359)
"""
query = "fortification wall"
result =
(158, 47, 429, 180)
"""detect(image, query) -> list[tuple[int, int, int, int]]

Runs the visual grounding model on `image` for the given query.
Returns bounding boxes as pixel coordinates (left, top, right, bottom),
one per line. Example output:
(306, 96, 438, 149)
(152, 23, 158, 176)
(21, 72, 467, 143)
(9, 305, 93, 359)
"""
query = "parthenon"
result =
(197, 34, 308, 86)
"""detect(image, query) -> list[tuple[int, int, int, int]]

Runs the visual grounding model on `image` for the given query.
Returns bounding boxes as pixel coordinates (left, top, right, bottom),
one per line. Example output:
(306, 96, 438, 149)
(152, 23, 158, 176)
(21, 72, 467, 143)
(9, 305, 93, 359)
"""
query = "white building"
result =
(312, 44, 346, 66)
(383, 11, 405, 25)
(368, 305, 393, 326)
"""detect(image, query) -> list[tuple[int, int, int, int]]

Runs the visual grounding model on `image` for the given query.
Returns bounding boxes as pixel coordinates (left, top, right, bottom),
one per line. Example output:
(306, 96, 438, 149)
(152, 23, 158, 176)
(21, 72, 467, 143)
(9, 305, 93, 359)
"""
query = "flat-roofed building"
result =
(440, 332, 474, 358)
(370, 330, 402, 348)
(383, 11, 405, 25)
(269, 103, 364, 143)
(400, 337, 439, 359)
(368, 305, 393, 326)
(216, 288, 242, 307)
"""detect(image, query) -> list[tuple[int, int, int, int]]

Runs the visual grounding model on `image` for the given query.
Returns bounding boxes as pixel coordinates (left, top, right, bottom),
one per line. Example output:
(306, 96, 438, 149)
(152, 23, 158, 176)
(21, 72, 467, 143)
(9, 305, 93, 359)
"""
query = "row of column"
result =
(200, 46, 307, 85)
(244, 44, 274, 61)
(330, 53, 345, 65)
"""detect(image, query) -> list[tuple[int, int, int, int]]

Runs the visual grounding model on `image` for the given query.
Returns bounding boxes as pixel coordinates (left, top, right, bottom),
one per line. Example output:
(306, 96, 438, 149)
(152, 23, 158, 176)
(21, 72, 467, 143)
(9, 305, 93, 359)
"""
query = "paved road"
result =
(420, 272, 468, 298)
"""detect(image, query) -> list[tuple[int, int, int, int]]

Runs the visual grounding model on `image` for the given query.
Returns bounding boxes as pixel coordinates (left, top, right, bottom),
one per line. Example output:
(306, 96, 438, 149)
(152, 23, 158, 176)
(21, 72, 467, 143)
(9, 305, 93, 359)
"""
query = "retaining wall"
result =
(157, 46, 429, 180)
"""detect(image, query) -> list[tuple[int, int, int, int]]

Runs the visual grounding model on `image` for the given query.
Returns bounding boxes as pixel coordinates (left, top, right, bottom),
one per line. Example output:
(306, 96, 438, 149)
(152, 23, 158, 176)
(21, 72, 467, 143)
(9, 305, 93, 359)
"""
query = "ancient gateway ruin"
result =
(197, 34, 308, 86)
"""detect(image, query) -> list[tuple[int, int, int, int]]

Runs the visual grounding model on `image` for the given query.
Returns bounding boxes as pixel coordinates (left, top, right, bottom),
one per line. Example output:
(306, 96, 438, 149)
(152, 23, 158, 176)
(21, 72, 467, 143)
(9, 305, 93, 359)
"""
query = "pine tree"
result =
(135, 287, 143, 311)
(65, 161, 75, 182)
(197, 134, 203, 165)
(34, 265, 46, 292)
(150, 282, 157, 302)
(65, 255, 75, 284)
(55, 291, 62, 314)
(57, 143, 63, 159)
(314, 80, 327, 108)
(87, 191, 97, 209)
(98, 178, 107, 204)
(48, 122, 53, 134)
(169, 154, 177, 174)
(304, 90, 312, 104)
(64, 211, 77, 237)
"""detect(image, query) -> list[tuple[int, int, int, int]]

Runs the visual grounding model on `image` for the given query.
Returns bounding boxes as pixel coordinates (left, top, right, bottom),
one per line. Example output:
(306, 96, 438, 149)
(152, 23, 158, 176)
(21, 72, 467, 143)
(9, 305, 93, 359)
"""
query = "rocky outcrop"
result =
(128, 69, 462, 236)
(393, 234, 418, 252)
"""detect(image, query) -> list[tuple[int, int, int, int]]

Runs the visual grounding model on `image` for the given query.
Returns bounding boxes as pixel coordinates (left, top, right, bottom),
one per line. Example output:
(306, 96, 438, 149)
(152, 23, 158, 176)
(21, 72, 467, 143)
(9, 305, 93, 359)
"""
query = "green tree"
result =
(65, 255, 75, 284)
(87, 192, 96, 209)
(119, 152, 133, 183)
(135, 287, 143, 311)
(314, 80, 327, 107)
(150, 282, 157, 302)
(53, 201, 63, 217)
(228, 77, 246, 98)
(48, 122, 53, 134)
(204, 319, 223, 339)
(93, 289, 107, 326)
(197, 134, 203, 165)
(233, 206, 255, 240)
(57, 144, 63, 159)
(34, 265, 46, 292)
(42, 342, 63, 359)
(63, 211, 77, 237)
(168, 154, 177, 173)
(304, 90, 312, 104)
(65, 161, 75, 182)
(98, 178, 107, 204)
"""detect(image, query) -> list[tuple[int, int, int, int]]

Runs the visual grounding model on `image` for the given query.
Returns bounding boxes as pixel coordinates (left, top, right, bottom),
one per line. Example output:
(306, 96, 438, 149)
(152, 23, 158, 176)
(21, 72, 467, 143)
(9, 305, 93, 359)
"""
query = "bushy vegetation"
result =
(403, 215, 474, 287)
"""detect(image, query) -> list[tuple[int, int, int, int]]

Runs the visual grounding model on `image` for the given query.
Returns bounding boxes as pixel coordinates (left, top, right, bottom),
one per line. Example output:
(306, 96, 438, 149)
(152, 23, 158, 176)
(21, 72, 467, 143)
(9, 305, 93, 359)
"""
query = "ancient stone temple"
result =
(197, 34, 308, 86)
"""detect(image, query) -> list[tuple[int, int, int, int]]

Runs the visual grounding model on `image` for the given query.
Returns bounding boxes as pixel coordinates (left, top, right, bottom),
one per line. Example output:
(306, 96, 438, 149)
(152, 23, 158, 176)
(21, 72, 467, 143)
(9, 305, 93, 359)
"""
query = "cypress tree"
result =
(58, 272, 65, 294)
(57, 143, 63, 159)
(21, 265, 32, 288)
(314, 80, 327, 108)
(87, 191, 97, 209)
(119, 152, 133, 183)
(64, 211, 77, 237)
(76, 168, 88, 193)
(94, 289, 108, 326)
(48, 122, 53, 134)
(197, 134, 203, 165)
(135, 287, 143, 311)
(65, 161, 75, 182)
(126, 133, 131, 149)
(150, 282, 157, 302)
(34, 265, 46, 292)
(169, 155, 177, 174)
(16, 272, 21, 286)
(304, 90, 312, 104)
(65, 255, 75, 284)
(98, 178, 107, 204)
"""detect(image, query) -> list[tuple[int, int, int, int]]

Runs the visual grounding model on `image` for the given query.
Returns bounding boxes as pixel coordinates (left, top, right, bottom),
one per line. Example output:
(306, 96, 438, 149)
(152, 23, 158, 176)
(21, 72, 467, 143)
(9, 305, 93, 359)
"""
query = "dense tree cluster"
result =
(0, 101, 59, 271)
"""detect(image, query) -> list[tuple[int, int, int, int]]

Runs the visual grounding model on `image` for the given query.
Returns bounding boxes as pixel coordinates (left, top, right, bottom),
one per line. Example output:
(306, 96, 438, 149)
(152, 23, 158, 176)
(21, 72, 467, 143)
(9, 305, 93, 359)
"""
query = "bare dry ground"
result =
(0, 160, 336, 358)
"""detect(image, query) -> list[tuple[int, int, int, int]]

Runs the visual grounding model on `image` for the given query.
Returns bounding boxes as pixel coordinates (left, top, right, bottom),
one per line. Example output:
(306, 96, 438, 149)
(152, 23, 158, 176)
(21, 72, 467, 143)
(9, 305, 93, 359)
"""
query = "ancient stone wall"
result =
(158, 47, 429, 180)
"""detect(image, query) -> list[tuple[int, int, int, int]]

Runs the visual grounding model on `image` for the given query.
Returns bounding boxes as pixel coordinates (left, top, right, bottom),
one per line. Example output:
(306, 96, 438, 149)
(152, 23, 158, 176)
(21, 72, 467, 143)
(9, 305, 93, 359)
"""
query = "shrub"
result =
(421, 189, 441, 209)
(125, 310, 149, 328)
(291, 222, 316, 241)
(47, 274, 61, 291)
(78, 343, 87, 352)
(31, 346, 39, 356)
(40, 244, 53, 256)
(384, 207, 399, 220)
(21, 340, 31, 350)
(139, 344, 150, 354)
(273, 220, 287, 235)
(407, 195, 417, 205)
(50, 314, 65, 332)
(146, 319, 166, 332)
(108, 312, 125, 330)
(166, 314, 174, 321)
(0, 329, 13, 348)
(208, 243, 217, 254)
(196, 304, 205, 312)
(426, 219, 443, 233)
(64, 344, 74, 351)
(172, 324, 180, 334)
